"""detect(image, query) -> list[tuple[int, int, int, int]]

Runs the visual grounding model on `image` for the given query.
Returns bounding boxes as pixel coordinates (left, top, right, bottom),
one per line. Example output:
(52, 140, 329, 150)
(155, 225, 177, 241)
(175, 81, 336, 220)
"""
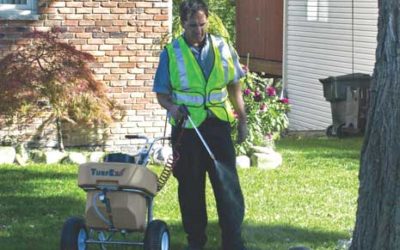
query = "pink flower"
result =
(244, 88, 251, 96)
(253, 90, 262, 102)
(260, 103, 267, 111)
(266, 86, 276, 96)
(280, 98, 289, 104)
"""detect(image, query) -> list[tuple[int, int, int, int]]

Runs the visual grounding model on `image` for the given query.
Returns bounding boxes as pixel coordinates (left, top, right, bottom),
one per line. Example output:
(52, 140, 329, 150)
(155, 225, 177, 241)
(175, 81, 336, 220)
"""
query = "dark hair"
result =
(179, 0, 209, 23)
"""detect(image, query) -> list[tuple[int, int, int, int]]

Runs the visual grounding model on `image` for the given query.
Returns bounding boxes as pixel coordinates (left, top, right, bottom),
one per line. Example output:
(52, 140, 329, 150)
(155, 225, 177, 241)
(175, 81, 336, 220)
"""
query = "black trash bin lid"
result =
(319, 73, 371, 88)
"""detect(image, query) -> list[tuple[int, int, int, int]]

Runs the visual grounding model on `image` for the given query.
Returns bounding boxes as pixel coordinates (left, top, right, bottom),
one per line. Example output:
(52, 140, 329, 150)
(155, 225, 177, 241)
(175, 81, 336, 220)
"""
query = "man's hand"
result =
(157, 93, 184, 121)
(227, 83, 248, 144)
(237, 119, 248, 144)
(169, 104, 183, 121)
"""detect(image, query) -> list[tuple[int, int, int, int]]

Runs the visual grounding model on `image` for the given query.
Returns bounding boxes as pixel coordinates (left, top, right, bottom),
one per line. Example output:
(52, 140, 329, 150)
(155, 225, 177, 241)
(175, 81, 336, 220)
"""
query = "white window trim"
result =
(0, 0, 39, 20)
(307, 0, 328, 22)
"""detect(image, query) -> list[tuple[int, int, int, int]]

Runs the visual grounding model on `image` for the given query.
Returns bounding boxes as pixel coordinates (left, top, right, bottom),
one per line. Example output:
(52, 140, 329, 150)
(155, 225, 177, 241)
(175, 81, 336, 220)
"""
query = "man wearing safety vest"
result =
(153, 1, 248, 249)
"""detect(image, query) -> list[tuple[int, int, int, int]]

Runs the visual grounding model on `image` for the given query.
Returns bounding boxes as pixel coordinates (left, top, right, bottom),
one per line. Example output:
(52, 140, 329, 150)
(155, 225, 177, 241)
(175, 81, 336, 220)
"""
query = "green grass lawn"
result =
(0, 136, 363, 250)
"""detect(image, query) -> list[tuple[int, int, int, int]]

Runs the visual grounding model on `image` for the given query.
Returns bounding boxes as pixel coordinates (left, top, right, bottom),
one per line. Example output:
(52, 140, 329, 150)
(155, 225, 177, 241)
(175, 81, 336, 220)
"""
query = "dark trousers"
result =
(172, 118, 245, 250)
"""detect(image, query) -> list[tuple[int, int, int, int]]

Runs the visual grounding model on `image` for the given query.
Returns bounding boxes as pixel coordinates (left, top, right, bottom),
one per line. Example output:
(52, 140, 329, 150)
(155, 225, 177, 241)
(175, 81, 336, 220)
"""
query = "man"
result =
(153, 1, 248, 249)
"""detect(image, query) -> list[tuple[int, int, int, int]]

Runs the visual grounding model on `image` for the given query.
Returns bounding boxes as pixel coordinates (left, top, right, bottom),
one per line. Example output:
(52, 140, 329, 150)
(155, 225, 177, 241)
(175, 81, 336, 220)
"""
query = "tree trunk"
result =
(350, 0, 400, 249)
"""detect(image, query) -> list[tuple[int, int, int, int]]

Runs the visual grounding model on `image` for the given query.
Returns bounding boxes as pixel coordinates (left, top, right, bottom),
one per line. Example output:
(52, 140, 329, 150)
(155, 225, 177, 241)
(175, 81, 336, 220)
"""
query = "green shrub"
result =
(170, 0, 236, 43)
(233, 71, 290, 155)
(206, 0, 236, 41)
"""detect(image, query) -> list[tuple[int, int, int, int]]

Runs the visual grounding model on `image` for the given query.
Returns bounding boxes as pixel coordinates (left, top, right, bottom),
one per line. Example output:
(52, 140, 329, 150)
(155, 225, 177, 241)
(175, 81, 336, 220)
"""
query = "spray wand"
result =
(157, 105, 218, 191)
(178, 105, 216, 161)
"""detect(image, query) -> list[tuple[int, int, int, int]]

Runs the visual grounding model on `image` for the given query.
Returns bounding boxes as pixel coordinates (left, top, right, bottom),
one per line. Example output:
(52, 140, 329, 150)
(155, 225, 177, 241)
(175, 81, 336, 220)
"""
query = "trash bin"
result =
(319, 73, 371, 137)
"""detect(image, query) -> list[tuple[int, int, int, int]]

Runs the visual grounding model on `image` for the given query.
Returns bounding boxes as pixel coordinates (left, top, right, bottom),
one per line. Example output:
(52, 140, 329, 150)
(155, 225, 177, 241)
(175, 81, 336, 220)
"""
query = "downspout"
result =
(351, 0, 354, 74)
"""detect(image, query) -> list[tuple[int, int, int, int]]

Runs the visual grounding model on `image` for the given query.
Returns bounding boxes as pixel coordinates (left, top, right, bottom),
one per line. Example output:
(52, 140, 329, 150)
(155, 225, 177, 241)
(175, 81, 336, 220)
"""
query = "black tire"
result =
(144, 220, 170, 250)
(326, 125, 334, 137)
(60, 217, 88, 250)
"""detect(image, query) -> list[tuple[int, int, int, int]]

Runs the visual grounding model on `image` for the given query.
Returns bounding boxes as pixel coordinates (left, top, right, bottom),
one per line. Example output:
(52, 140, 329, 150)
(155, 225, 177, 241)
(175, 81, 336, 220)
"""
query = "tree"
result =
(0, 28, 124, 151)
(350, 0, 400, 249)
(169, 0, 233, 42)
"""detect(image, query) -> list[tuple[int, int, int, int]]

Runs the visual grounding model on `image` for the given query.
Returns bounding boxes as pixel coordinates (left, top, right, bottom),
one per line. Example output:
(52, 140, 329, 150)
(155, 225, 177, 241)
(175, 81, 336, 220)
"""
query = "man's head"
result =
(180, 0, 209, 46)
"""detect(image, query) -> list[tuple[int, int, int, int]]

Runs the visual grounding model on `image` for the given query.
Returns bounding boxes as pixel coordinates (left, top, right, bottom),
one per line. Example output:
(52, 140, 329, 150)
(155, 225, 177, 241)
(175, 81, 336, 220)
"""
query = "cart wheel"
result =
(326, 125, 334, 137)
(144, 220, 170, 250)
(337, 123, 346, 138)
(60, 217, 88, 250)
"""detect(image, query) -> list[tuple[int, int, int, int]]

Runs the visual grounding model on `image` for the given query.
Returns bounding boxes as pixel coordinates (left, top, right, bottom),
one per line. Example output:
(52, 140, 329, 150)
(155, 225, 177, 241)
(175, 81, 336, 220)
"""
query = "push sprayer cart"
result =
(60, 135, 173, 250)
(319, 73, 371, 137)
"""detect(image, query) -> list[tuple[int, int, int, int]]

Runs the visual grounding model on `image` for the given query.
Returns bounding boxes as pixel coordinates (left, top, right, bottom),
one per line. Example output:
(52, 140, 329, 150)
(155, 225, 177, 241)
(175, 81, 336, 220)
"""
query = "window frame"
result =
(307, 0, 328, 22)
(0, 0, 39, 20)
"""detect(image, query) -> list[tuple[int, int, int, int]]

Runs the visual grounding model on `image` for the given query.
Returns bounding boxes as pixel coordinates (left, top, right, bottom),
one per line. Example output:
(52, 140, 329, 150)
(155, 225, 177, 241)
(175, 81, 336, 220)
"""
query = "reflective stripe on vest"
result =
(172, 88, 228, 106)
(172, 91, 204, 106)
(213, 35, 235, 85)
(171, 39, 190, 90)
(208, 88, 228, 104)
(166, 34, 235, 128)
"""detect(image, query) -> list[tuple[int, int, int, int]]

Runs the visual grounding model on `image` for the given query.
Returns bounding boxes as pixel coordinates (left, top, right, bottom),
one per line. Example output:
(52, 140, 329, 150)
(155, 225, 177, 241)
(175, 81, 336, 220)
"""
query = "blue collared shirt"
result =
(153, 34, 245, 94)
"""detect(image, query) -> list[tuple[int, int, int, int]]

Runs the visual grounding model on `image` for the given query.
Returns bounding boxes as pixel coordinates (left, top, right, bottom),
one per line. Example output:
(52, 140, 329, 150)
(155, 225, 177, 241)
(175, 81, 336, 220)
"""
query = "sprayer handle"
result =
(178, 105, 190, 119)
(125, 135, 147, 140)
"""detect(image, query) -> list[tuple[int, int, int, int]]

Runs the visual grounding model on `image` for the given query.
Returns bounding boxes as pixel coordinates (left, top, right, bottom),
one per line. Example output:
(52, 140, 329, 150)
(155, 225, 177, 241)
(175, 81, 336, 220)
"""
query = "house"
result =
(283, 0, 378, 131)
(0, 0, 171, 151)
(236, 0, 378, 132)
(236, 0, 283, 76)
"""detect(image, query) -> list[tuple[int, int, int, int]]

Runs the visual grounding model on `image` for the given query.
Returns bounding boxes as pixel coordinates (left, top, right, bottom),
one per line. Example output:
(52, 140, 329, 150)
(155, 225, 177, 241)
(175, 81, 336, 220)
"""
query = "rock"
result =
(30, 150, 45, 163)
(236, 155, 250, 168)
(337, 239, 352, 250)
(89, 151, 105, 162)
(251, 151, 282, 170)
(15, 144, 29, 166)
(44, 150, 67, 164)
(152, 145, 172, 165)
(0, 146, 16, 164)
(252, 145, 275, 154)
(66, 152, 87, 165)
(15, 154, 27, 166)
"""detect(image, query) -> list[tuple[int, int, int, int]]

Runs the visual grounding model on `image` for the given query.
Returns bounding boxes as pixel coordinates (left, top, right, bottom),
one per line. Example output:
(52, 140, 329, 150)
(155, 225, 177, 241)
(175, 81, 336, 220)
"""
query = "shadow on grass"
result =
(0, 196, 85, 250)
(168, 222, 348, 250)
(0, 220, 349, 250)
(0, 197, 348, 250)
(0, 165, 349, 250)
(0, 167, 77, 193)
(0, 166, 84, 250)
(241, 223, 347, 250)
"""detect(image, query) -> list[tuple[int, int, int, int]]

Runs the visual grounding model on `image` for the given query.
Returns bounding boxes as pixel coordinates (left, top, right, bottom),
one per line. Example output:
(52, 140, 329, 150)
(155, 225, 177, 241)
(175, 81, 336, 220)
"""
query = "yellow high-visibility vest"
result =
(166, 34, 236, 128)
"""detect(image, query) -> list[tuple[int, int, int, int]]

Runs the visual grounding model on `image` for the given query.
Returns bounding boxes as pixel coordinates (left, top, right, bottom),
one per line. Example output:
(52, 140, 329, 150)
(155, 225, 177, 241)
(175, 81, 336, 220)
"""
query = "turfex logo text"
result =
(90, 168, 126, 177)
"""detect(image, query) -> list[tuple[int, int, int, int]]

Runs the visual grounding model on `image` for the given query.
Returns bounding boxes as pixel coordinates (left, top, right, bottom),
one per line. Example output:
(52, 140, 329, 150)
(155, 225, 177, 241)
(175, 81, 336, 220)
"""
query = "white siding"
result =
(284, 0, 378, 131)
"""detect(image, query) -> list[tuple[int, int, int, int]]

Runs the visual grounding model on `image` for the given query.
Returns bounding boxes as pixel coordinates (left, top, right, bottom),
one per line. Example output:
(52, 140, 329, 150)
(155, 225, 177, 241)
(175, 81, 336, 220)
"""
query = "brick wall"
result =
(0, 0, 170, 152)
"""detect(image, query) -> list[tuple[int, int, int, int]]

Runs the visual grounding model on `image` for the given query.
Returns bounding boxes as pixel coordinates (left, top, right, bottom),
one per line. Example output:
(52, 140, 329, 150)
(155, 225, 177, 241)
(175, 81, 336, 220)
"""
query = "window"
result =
(0, 0, 38, 20)
(307, 0, 328, 22)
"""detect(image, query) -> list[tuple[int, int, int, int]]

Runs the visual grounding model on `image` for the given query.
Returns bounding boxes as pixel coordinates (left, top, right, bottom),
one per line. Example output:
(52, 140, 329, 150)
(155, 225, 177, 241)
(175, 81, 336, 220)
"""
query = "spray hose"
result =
(156, 105, 216, 192)
(156, 154, 174, 192)
(92, 191, 114, 229)
(156, 118, 186, 192)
